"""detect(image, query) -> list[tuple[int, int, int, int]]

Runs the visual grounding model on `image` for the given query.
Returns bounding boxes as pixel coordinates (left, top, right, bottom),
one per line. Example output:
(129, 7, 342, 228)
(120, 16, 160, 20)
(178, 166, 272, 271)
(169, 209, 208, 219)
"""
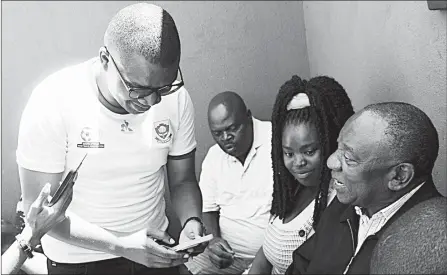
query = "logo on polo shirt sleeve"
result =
(154, 120, 173, 144)
(77, 127, 105, 148)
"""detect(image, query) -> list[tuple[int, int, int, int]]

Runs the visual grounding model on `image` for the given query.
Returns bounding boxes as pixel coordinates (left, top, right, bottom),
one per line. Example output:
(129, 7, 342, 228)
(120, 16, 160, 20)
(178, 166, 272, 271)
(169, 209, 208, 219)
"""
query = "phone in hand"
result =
(48, 154, 87, 207)
(171, 234, 214, 253)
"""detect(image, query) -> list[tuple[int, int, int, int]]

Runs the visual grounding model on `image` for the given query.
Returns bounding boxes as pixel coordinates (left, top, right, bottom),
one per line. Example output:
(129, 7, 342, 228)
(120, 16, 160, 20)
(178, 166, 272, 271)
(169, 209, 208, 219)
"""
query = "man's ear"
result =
(246, 109, 253, 125)
(387, 163, 415, 191)
(98, 46, 110, 69)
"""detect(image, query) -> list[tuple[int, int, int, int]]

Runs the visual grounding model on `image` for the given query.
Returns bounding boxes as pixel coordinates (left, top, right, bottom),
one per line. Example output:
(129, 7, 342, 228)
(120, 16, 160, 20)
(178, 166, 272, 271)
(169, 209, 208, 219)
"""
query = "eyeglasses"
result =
(104, 47, 184, 101)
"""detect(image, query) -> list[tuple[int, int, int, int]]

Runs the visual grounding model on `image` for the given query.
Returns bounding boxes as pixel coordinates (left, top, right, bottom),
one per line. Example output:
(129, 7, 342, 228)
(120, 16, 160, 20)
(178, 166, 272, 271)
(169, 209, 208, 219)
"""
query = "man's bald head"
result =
(361, 102, 439, 178)
(104, 3, 180, 67)
(370, 197, 447, 274)
(208, 91, 253, 162)
(208, 91, 249, 123)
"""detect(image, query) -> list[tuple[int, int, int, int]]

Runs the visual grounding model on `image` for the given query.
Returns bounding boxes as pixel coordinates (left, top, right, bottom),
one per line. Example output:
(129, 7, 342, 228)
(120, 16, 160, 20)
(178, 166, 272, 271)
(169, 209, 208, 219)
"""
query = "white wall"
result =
(303, 1, 446, 195)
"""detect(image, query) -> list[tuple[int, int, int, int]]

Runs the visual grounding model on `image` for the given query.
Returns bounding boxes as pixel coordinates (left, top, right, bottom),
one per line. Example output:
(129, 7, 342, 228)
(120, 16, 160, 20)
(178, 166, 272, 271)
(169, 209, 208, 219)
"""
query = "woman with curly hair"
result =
(248, 75, 354, 274)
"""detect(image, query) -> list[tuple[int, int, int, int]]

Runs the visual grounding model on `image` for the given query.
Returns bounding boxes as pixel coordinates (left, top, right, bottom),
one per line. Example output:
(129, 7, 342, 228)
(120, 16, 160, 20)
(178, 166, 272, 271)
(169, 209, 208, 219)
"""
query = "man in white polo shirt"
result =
(184, 92, 274, 274)
(17, 3, 204, 275)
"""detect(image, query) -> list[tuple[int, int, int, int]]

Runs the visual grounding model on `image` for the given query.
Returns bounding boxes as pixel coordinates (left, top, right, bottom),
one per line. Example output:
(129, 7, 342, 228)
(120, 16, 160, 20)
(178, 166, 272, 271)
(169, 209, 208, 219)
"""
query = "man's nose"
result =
(138, 92, 160, 106)
(327, 150, 341, 171)
(222, 131, 232, 141)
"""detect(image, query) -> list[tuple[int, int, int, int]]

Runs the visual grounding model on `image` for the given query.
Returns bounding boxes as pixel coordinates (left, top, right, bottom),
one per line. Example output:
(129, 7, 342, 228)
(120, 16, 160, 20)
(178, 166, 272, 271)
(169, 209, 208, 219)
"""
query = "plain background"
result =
(302, 1, 446, 196)
(1, 1, 446, 228)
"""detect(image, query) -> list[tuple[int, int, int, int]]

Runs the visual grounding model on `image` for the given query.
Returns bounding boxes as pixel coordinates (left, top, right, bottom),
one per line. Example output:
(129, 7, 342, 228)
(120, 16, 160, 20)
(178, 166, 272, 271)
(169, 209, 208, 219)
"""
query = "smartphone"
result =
(48, 154, 87, 207)
(155, 239, 177, 248)
(171, 234, 214, 252)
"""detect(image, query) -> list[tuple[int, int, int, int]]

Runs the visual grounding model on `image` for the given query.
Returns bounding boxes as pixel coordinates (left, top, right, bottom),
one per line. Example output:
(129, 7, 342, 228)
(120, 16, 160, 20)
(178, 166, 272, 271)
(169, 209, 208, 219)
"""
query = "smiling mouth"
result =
(333, 178, 345, 187)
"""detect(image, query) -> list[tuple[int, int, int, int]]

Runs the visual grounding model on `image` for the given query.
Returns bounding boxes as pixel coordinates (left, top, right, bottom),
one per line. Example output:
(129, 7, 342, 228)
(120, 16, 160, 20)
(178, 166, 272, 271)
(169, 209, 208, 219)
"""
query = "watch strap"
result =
(15, 234, 34, 259)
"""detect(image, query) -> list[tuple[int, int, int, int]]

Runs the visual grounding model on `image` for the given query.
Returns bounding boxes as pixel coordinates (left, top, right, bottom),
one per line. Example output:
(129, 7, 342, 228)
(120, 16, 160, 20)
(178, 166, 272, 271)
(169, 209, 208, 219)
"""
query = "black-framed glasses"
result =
(105, 47, 184, 100)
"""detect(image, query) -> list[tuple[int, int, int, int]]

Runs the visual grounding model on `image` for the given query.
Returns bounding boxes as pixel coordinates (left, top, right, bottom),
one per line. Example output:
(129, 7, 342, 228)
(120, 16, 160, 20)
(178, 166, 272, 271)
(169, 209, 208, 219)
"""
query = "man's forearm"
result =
(202, 211, 220, 237)
(46, 211, 125, 256)
(170, 181, 203, 226)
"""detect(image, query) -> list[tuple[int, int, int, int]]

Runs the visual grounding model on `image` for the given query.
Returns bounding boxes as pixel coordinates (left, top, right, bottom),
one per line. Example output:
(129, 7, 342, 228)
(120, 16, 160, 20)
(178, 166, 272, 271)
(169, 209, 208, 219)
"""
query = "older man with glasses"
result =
(16, 3, 204, 275)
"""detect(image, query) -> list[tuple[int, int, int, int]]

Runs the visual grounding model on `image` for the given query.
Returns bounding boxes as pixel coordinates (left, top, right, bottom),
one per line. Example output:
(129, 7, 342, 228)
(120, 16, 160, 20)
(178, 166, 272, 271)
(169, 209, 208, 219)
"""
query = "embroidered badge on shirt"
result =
(121, 120, 133, 133)
(77, 127, 104, 148)
(154, 119, 173, 143)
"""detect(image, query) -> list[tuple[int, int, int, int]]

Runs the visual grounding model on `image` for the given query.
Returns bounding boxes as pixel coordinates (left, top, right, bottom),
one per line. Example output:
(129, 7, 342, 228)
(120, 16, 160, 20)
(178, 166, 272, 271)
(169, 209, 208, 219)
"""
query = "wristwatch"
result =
(15, 234, 34, 258)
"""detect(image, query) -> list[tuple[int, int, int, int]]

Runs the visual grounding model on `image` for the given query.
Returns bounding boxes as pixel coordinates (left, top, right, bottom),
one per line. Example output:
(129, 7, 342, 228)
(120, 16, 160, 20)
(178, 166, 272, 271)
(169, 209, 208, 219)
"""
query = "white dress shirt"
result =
(343, 182, 425, 274)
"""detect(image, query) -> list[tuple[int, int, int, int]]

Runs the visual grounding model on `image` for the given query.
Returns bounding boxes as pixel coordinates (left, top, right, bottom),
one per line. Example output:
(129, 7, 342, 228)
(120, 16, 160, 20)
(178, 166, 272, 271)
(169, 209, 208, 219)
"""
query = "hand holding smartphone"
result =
(48, 154, 87, 207)
(171, 234, 213, 253)
(155, 234, 213, 257)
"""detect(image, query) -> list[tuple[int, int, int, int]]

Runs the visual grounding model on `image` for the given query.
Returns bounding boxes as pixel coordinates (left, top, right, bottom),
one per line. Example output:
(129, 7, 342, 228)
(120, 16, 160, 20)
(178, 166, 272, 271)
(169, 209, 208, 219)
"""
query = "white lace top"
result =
(263, 187, 336, 274)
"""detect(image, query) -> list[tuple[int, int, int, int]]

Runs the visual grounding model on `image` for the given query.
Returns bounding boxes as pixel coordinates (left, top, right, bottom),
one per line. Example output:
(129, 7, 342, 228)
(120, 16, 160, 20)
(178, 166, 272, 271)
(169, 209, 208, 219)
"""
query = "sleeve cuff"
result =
(168, 143, 197, 157)
(203, 206, 220, 213)
(16, 151, 65, 173)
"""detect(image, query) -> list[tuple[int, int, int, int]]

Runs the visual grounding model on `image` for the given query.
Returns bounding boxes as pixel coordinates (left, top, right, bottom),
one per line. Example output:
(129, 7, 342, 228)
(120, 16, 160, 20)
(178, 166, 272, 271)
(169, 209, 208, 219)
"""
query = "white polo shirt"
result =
(199, 118, 274, 259)
(16, 58, 197, 263)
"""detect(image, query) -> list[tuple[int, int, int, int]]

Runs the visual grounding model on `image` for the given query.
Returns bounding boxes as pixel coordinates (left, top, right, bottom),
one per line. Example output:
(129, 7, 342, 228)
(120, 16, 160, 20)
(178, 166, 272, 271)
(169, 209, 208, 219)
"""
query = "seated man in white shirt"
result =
(184, 91, 274, 274)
